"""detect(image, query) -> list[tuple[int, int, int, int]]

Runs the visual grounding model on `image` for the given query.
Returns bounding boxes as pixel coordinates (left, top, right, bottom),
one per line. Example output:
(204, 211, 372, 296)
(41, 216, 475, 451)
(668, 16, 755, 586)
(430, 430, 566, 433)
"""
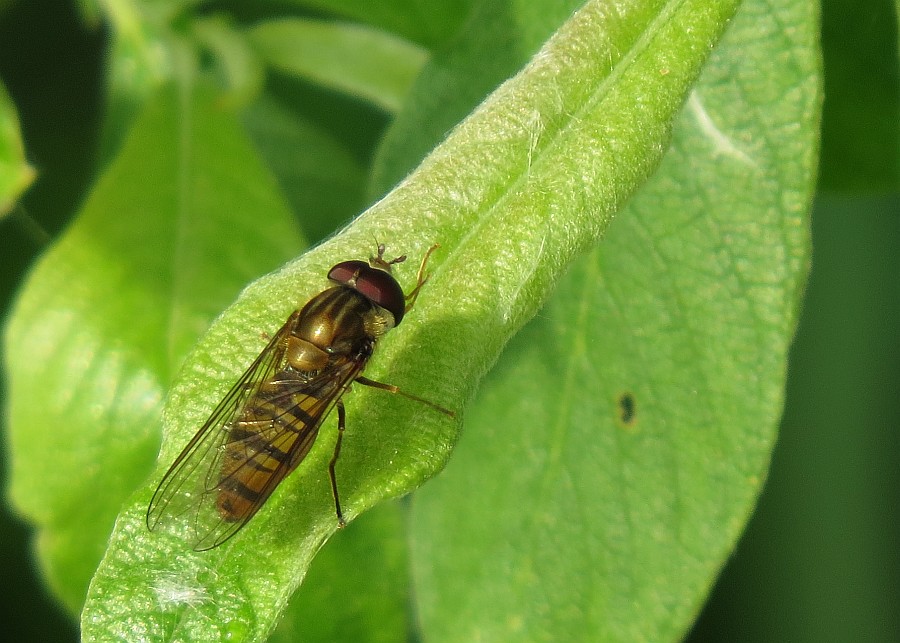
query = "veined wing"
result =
(147, 310, 366, 550)
(193, 357, 364, 550)
(146, 312, 300, 544)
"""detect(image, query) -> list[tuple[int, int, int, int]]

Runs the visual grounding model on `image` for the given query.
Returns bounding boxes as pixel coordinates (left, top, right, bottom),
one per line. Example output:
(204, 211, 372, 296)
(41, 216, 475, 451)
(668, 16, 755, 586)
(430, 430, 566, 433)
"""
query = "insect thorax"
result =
(295, 286, 391, 357)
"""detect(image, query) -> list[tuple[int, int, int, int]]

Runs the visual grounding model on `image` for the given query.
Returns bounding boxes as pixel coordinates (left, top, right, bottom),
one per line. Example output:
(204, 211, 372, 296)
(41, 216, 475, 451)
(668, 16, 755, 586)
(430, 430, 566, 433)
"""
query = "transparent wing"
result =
(146, 313, 296, 543)
(191, 359, 363, 550)
(146, 310, 364, 550)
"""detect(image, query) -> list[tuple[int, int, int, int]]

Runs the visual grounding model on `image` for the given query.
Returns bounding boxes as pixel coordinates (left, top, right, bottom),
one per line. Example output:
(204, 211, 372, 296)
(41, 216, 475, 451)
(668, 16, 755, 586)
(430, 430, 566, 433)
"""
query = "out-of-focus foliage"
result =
(0, 0, 896, 642)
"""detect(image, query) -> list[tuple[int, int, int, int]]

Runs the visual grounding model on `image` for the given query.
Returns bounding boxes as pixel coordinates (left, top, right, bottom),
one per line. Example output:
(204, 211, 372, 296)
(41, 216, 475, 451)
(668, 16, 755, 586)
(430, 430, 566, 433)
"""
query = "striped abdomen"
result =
(215, 285, 388, 522)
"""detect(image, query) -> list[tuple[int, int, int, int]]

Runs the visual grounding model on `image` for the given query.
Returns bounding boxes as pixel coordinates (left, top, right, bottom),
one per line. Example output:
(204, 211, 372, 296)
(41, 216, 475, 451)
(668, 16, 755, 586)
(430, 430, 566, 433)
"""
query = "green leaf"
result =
(270, 502, 408, 643)
(371, 0, 590, 195)
(410, 0, 819, 640)
(0, 80, 36, 218)
(271, 0, 476, 47)
(93, 0, 177, 164)
(80, 0, 742, 640)
(191, 15, 266, 110)
(240, 93, 368, 243)
(247, 18, 429, 113)
(3, 82, 303, 613)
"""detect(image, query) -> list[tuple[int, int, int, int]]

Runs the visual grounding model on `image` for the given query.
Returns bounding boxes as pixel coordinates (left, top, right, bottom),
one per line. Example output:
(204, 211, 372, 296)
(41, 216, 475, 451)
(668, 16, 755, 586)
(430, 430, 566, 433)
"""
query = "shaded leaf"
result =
(240, 92, 367, 243)
(273, 0, 475, 47)
(92, 0, 177, 164)
(0, 80, 35, 217)
(191, 15, 266, 110)
(410, 0, 819, 640)
(248, 18, 428, 113)
(270, 502, 408, 643)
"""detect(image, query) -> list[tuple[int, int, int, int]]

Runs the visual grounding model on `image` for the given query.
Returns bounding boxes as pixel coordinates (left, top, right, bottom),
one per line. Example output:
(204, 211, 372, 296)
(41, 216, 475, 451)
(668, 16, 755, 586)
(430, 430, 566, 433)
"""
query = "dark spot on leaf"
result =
(618, 392, 636, 425)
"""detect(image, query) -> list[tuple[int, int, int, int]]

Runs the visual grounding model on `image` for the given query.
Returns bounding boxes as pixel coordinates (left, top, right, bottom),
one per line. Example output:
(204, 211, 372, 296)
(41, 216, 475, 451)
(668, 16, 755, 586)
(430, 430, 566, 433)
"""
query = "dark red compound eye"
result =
(328, 260, 407, 325)
(327, 260, 366, 286)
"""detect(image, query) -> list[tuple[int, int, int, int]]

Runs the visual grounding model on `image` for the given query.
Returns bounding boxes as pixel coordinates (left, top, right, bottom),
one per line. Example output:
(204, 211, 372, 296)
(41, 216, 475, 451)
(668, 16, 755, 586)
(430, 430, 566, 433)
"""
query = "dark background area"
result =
(1, 1, 102, 640)
(1, 0, 897, 641)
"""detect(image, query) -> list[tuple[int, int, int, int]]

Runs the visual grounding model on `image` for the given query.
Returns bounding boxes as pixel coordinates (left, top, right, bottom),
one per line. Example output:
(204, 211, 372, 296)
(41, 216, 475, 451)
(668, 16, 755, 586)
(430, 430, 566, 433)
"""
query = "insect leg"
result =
(330, 399, 347, 527)
(355, 375, 455, 418)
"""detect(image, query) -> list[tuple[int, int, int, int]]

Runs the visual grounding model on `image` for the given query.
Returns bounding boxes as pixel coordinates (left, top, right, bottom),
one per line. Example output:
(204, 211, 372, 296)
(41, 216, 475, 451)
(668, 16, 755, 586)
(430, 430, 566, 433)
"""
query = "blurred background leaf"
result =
(0, 0, 897, 642)
(247, 18, 428, 113)
(262, 0, 475, 47)
(0, 81, 35, 218)
(817, 0, 899, 192)
(5, 81, 305, 613)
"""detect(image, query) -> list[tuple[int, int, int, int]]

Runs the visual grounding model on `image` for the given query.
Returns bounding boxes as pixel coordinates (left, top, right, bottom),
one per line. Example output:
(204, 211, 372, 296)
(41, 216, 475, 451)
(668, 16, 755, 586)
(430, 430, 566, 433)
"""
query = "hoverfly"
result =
(147, 244, 454, 550)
